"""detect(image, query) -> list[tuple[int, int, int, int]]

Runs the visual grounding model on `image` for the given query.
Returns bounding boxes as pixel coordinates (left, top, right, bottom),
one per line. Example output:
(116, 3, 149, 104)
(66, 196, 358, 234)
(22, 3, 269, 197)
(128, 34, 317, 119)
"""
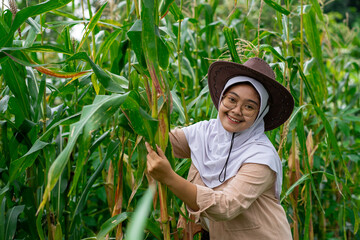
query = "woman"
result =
(145, 58, 294, 239)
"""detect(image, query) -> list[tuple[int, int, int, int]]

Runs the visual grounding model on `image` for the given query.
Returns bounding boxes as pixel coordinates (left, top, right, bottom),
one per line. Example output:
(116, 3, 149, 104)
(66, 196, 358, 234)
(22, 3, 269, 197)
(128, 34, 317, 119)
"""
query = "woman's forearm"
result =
(165, 171, 199, 211)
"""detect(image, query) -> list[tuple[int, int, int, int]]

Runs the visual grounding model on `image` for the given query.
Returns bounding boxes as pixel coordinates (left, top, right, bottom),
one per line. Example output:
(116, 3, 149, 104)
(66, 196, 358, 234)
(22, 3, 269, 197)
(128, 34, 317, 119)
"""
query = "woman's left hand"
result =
(145, 142, 174, 184)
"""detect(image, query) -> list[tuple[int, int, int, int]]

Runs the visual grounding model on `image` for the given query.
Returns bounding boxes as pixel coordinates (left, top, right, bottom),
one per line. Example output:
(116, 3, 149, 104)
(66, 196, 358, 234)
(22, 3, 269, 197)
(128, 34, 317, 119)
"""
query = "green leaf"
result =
(296, 111, 324, 213)
(70, 140, 120, 232)
(77, 2, 108, 51)
(0, 0, 72, 47)
(223, 26, 240, 63)
(1, 60, 30, 119)
(303, 8, 325, 79)
(95, 29, 122, 64)
(125, 186, 156, 240)
(297, 62, 318, 106)
(314, 106, 353, 185)
(146, 218, 162, 240)
(37, 93, 130, 213)
(127, 20, 147, 69)
(9, 113, 80, 183)
(121, 91, 159, 142)
(0, 122, 10, 165)
(169, 2, 184, 21)
(160, 0, 175, 18)
(24, 17, 41, 47)
(9, 141, 49, 183)
(1, 45, 72, 55)
(127, 20, 169, 70)
(263, 0, 290, 15)
(50, 10, 81, 20)
(36, 209, 45, 240)
(171, 89, 186, 124)
(0, 198, 5, 239)
(157, 30, 170, 70)
(110, 39, 130, 74)
(54, 222, 62, 240)
(69, 130, 111, 196)
(0, 13, 10, 37)
(97, 212, 129, 240)
(5, 205, 25, 240)
(259, 44, 285, 62)
(281, 173, 310, 202)
(309, 0, 324, 21)
(66, 52, 125, 93)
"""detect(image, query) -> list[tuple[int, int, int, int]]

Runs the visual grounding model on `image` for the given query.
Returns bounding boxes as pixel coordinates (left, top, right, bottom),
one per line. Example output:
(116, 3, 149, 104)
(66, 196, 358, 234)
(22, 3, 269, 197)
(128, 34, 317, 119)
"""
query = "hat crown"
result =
(243, 58, 276, 80)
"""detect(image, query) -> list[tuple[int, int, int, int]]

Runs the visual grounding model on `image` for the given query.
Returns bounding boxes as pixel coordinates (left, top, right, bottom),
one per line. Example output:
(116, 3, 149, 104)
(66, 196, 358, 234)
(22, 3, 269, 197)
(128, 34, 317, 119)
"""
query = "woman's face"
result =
(219, 83, 260, 133)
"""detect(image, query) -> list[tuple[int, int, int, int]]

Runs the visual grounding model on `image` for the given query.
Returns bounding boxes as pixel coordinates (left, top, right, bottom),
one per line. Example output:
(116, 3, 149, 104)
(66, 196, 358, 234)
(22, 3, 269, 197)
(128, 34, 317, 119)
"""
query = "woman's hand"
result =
(145, 142, 199, 211)
(145, 142, 175, 185)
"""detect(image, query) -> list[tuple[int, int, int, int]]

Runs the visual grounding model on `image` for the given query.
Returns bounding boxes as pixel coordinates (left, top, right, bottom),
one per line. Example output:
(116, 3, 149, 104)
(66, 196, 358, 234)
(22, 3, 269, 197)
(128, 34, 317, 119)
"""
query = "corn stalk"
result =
(141, 0, 171, 239)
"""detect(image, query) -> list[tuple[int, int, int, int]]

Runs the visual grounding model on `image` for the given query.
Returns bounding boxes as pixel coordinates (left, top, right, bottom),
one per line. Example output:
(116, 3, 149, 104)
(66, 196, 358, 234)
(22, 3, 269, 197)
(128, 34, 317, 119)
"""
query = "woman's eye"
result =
(245, 104, 255, 110)
(227, 97, 236, 103)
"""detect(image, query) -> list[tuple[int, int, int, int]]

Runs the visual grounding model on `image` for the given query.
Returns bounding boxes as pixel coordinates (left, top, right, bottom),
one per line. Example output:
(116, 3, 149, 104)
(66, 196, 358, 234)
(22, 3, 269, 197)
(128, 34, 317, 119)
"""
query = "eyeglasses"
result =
(221, 94, 259, 118)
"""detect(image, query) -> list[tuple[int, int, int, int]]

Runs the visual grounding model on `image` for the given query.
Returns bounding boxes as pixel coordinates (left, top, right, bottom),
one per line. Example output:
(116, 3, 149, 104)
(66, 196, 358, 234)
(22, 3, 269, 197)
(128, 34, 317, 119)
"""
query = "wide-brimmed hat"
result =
(208, 57, 294, 131)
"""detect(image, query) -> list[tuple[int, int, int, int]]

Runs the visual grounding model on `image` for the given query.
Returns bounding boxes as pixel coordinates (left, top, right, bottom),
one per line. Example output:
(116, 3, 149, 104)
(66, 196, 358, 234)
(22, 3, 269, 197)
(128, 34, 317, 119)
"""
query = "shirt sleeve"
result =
(169, 128, 191, 159)
(188, 163, 276, 222)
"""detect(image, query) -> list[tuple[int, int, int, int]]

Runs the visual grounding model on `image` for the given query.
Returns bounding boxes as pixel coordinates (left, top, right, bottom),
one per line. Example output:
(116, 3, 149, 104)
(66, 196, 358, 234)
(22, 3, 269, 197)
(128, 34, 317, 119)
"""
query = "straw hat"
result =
(208, 57, 294, 131)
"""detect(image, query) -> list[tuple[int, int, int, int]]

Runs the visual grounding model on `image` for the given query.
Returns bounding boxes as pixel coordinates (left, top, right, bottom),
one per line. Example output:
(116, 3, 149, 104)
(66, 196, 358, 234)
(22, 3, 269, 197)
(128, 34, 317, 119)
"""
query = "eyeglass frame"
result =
(221, 93, 260, 118)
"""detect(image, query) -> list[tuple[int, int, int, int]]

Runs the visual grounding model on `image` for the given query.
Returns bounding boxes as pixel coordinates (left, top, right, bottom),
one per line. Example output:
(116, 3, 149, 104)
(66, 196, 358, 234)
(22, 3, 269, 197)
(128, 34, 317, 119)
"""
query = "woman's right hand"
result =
(145, 142, 199, 211)
(145, 142, 174, 185)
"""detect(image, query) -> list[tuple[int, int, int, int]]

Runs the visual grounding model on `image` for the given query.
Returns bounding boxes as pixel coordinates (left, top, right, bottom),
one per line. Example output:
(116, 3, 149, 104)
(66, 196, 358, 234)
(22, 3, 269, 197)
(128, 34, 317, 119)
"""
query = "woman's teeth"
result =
(228, 115, 241, 123)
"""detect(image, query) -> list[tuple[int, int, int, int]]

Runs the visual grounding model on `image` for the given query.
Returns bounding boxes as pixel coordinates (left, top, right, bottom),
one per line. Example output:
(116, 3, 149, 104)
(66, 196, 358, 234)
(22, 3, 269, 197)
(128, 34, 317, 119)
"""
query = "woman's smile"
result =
(226, 114, 243, 123)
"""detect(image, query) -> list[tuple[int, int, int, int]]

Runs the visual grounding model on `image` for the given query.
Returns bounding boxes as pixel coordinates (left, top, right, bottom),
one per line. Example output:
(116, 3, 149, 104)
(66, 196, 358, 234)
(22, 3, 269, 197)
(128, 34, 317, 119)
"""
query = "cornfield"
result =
(0, 0, 359, 239)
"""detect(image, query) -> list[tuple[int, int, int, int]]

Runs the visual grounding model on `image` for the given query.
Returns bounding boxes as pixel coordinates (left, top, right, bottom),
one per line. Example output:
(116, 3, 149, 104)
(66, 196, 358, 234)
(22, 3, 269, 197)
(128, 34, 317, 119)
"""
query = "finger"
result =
(156, 145, 166, 158)
(146, 156, 153, 170)
(145, 142, 153, 153)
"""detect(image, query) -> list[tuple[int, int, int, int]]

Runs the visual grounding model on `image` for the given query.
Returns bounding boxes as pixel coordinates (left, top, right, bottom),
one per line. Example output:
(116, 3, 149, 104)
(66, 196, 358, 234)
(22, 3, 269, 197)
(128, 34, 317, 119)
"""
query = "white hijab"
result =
(183, 76, 283, 200)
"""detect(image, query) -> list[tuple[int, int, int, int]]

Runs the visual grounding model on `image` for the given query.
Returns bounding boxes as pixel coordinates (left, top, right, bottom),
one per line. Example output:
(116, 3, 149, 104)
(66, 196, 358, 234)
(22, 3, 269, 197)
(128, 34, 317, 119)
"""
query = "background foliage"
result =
(0, 0, 359, 239)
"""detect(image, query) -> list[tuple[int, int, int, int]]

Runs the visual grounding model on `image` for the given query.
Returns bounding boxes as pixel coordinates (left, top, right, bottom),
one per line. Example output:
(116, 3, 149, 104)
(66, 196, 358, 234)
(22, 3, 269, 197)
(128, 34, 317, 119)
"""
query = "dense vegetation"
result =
(0, 0, 359, 239)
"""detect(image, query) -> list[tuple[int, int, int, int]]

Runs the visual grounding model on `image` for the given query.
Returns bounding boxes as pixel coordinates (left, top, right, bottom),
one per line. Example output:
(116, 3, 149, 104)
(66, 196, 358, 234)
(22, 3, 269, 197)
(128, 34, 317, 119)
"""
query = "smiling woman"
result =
(146, 58, 294, 240)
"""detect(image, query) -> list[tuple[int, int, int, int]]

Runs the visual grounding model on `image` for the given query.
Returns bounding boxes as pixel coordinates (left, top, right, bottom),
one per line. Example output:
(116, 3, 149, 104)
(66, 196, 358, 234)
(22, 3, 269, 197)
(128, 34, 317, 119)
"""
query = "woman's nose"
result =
(231, 105, 243, 116)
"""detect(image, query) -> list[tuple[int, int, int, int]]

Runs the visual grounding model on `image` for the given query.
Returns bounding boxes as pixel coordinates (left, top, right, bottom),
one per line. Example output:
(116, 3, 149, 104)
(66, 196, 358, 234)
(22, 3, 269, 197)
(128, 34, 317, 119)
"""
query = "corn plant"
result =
(0, 0, 359, 239)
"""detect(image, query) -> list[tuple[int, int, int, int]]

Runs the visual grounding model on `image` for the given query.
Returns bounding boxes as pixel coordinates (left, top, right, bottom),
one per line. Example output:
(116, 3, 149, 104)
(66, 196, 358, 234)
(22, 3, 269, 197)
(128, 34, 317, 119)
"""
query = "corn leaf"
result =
(160, 0, 175, 18)
(77, 2, 108, 51)
(70, 140, 120, 232)
(96, 212, 129, 240)
(263, 0, 290, 15)
(303, 8, 325, 79)
(0, 0, 72, 47)
(66, 52, 125, 93)
(9, 113, 80, 183)
(125, 186, 156, 240)
(4, 205, 25, 240)
(223, 26, 241, 63)
(0, 198, 5, 239)
(1, 59, 30, 119)
(309, 0, 324, 21)
(37, 93, 131, 214)
(296, 110, 324, 213)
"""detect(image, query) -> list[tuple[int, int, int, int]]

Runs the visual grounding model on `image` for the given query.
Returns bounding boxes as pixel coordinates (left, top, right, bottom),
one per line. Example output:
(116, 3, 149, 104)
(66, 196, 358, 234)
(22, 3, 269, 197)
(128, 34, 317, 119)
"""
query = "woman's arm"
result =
(146, 142, 275, 221)
(169, 128, 191, 158)
(190, 164, 275, 221)
(145, 142, 199, 211)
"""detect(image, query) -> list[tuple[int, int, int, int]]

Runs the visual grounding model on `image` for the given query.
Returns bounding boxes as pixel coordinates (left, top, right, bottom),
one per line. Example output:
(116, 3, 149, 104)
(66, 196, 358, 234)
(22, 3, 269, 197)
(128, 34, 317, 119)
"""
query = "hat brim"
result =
(208, 61, 294, 131)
